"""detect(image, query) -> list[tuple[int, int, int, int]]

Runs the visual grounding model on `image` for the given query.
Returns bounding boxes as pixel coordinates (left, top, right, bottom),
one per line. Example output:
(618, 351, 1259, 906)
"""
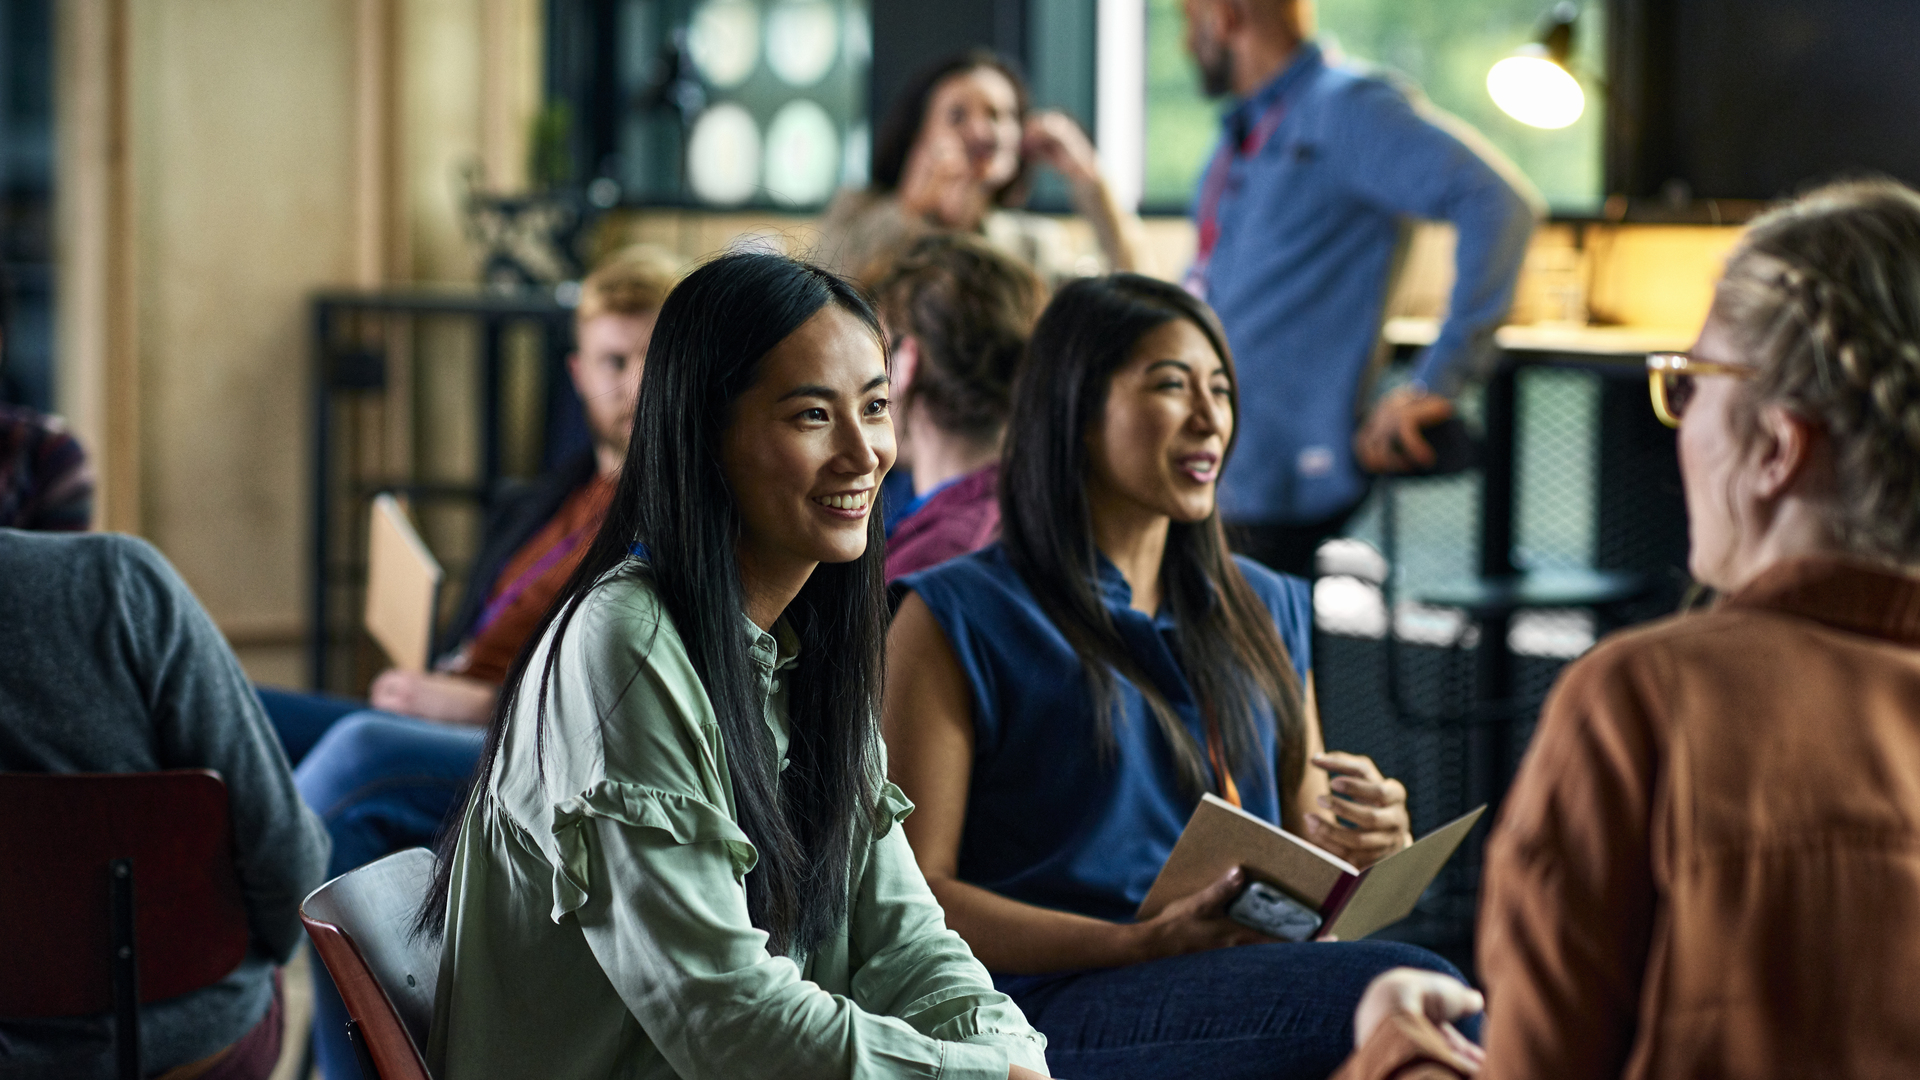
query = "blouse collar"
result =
(743, 613, 801, 674)
(1226, 41, 1325, 140)
(1092, 552, 1187, 631)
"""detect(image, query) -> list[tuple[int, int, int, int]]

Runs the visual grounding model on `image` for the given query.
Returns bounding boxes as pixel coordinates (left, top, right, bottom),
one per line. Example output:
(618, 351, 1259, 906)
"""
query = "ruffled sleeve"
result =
(566, 787, 1039, 1080)
(493, 568, 1041, 1078)
(845, 776, 1051, 1073)
(549, 781, 759, 922)
(870, 780, 915, 841)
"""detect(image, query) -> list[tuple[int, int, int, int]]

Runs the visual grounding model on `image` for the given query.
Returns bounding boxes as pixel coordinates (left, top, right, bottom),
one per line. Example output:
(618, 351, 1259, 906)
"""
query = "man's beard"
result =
(1197, 45, 1234, 98)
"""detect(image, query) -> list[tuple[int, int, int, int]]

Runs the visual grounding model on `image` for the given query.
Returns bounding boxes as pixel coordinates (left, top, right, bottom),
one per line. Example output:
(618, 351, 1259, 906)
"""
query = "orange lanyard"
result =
(1204, 712, 1242, 807)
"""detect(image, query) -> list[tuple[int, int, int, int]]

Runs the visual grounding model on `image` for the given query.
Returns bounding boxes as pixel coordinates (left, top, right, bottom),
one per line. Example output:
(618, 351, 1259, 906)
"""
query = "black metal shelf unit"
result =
(309, 287, 583, 692)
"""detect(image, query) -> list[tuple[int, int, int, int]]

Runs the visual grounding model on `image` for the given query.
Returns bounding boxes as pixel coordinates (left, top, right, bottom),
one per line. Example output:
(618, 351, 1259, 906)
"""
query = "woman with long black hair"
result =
(420, 252, 1049, 1079)
(885, 274, 1461, 1079)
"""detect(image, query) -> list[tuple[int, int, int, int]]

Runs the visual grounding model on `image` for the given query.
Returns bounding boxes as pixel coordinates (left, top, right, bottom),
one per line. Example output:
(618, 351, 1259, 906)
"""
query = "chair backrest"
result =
(300, 848, 440, 1080)
(0, 770, 250, 1016)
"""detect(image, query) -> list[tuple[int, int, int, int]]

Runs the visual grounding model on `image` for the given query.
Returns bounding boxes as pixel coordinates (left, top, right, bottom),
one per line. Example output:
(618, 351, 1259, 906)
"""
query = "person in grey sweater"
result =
(0, 529, 329, 1079)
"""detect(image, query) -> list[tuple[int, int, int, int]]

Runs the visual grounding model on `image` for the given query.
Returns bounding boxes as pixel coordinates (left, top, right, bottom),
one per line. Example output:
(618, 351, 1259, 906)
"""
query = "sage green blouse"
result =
(426, 559, 1047, 1079)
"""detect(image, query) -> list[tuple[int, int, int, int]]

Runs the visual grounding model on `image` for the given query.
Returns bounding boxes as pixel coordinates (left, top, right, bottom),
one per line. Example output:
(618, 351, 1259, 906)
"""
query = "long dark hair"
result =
(998, 274, 1309, 802)
(419, 252, 890, 958)
(870, 49, 1032, 207)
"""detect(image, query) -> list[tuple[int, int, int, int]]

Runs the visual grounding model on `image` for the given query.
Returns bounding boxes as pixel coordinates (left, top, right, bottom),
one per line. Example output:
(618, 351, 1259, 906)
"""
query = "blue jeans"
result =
(291, 710, 486, 1080)
(255, 686, 366, 767)
(997, 941, 1476, 1080)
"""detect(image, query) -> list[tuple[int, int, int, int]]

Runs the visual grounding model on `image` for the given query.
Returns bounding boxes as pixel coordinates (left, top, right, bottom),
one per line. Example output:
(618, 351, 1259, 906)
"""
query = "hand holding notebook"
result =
(1301, 751, 1414, 865)
(1138, 796, 1486, 942)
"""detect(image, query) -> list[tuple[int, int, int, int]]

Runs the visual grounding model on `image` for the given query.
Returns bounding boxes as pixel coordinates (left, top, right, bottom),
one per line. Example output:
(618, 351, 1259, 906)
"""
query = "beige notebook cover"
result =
(1137, 794, 1485, 941)
(364, 494, 443, 672)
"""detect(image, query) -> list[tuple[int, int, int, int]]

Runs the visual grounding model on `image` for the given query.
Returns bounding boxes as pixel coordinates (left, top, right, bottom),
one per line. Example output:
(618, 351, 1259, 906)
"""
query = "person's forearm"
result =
(371, 669, 500, 725)
(930, 875, 1146, 974)
(1288, 676, 1332, 834)
(589, 818, 1018, 1079)
(1070, 176, 1144, 274)
(1419, 184, 1534, 394)
(437, 677, 500, 725)
(158, 554, 332, 961)
(1292, 763, 1330, 835)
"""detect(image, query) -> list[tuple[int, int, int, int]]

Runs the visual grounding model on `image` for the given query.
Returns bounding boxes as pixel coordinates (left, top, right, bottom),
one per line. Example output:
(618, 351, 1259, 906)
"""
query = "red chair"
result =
(0, 770, 252, 1080)
(300, 847, 440, 1080)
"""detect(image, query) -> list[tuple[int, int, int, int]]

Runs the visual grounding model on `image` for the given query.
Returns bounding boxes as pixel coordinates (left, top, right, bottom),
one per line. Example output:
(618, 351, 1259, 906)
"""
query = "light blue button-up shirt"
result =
(1197, 44, 1537, 524)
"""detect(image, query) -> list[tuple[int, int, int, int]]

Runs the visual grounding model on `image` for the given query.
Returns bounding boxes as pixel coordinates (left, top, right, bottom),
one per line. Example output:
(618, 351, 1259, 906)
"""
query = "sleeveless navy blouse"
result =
(898, 542, 1313, 923)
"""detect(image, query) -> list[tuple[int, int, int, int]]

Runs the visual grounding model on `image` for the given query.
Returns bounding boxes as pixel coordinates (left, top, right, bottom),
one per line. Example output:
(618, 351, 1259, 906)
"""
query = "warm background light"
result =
(1487, 50, 1586, 130)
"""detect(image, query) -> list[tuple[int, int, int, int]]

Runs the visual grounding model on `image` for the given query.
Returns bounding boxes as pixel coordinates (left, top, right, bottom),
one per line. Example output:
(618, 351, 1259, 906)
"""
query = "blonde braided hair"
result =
(1714, 179, 1920, 563)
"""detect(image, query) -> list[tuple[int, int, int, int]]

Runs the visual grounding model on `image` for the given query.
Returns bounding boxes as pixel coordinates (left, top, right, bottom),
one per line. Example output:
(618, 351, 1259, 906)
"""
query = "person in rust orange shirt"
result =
(275, 246, 679, 1080)
(380, 248, 682, 718)
(1332, 181, 1920, 1080)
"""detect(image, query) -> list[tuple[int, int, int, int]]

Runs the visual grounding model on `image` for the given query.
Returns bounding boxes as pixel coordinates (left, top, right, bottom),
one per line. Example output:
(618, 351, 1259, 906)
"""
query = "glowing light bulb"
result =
(1487, 47, 1585, 130)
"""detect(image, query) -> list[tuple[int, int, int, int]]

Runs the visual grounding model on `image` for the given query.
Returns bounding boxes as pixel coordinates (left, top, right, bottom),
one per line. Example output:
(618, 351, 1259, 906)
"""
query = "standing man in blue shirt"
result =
(1183, 0, 1540, 575)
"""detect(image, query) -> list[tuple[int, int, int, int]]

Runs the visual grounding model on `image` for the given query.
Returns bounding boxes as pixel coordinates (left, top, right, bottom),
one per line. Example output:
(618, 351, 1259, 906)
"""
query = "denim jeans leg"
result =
(999, 940, 1469, 1080)
(294, 711, 486, 1080)
(254, 686, 367, 768)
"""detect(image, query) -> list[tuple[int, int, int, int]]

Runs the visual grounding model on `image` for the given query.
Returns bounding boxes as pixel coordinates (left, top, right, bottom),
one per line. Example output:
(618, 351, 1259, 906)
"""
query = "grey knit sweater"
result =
(0, 530, 329, 1078)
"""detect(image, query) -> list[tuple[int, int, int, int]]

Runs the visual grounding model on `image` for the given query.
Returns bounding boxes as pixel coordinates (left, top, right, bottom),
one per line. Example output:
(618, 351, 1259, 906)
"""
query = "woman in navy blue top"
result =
(886, 274, 1463, 1080)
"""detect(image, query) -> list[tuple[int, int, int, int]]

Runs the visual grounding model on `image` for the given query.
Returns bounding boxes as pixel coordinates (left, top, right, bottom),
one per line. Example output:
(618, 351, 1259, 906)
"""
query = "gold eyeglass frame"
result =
(1646, 352, 1756, 428)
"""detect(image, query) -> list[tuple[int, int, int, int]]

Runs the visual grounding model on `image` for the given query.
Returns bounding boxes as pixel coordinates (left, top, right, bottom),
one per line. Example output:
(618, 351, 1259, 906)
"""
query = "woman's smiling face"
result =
(1085, 317, 1234, 525)
(720, 304, 896, 587)
(920, 66, 1024, 190)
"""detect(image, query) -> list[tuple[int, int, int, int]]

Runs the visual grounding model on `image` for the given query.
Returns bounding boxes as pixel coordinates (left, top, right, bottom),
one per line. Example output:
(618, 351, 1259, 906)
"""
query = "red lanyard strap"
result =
(1185, 96, 1292, 297)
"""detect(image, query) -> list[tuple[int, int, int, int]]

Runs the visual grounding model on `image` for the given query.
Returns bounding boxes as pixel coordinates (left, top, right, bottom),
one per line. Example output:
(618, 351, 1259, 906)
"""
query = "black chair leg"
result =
(109, 857, 140, 1080)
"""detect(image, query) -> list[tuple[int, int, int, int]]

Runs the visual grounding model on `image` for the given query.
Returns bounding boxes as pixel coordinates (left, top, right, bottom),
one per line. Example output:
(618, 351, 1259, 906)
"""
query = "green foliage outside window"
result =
(1142, 0, 1607, 214)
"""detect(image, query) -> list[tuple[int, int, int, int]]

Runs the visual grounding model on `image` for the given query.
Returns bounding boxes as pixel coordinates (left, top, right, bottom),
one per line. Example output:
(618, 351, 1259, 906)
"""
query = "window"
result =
(549, 0, 871, 211)
(1141, 0, 1607, 214)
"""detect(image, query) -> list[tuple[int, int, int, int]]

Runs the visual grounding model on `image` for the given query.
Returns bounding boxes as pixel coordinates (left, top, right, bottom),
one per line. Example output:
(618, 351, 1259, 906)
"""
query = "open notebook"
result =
(1138, 794, 1486, 941)
(364, 493, 443, 672)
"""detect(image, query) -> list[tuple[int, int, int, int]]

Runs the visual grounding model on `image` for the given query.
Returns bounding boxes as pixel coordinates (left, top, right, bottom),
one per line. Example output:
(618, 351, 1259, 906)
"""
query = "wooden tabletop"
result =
(1383, 316, 1695, 357)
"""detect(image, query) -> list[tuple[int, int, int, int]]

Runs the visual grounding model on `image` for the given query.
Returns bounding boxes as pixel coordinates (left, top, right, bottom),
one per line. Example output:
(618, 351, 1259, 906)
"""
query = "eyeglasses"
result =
(1646, 352, 1757, 428)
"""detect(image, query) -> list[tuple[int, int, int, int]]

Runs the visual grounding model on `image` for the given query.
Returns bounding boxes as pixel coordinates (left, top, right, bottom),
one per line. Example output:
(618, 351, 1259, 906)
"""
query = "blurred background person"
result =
(256, 245, 678, 763)
(0, 529, 327, 1079)
(269, 244, 677, 1080)
(870, 232, 1045, 582)
(0, 266, 91, 531)
(817, 49, 1145, 287)
(1337, 180, 1920, 1079)
(1181, 0, 1538, 576)
(886, 274, 1452, 1080)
